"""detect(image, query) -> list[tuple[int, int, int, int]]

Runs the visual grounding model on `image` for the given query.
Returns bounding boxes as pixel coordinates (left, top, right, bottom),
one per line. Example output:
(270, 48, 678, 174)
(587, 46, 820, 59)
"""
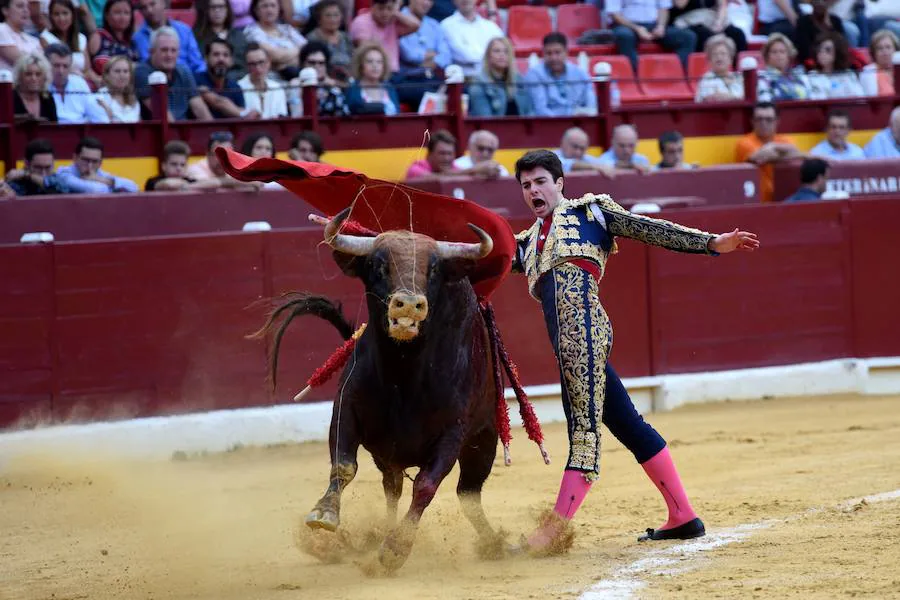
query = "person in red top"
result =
(511, 149, 759, 554)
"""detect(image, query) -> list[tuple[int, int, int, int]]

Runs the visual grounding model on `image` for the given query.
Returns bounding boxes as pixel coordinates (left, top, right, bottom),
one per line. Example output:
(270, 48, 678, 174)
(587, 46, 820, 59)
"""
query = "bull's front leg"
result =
(378, 431, 463, 572)
(305, 414, 360, 532)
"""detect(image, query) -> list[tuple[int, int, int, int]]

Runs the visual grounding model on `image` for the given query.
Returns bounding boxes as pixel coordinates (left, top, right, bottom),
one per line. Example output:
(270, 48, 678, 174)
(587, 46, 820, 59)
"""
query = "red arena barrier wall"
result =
(1, 198, 899, 429)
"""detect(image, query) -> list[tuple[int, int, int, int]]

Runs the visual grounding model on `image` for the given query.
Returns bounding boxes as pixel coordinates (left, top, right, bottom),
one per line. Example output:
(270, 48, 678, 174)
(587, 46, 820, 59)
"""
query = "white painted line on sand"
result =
(580, 488, 900, 600)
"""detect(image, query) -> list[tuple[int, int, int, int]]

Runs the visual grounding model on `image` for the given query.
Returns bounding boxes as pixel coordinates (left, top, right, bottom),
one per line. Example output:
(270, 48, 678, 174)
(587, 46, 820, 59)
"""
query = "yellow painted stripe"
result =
(17, 130, 879, 190)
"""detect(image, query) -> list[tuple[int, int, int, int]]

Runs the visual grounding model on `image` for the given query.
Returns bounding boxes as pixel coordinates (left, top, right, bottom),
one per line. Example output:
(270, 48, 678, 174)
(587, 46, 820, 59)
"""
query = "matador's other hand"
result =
(709, 229, 759, 253)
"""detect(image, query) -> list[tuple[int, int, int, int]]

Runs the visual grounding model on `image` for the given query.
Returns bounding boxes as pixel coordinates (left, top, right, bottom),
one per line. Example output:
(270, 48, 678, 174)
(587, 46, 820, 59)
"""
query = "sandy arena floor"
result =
(2, 393, 898, 600)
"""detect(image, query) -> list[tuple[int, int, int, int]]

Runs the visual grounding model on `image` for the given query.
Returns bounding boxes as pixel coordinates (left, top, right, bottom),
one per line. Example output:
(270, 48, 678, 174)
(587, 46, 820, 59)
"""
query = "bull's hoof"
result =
(305, 507, 340, 532)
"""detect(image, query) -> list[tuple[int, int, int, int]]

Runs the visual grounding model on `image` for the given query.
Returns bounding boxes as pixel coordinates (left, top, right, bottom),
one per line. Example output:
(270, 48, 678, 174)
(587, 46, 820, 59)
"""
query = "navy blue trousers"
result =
(539, 264, 665, 479)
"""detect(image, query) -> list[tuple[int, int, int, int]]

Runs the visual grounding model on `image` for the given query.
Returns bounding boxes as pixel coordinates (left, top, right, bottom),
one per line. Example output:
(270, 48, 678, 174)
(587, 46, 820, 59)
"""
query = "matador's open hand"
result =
(708, 229, 760, 254)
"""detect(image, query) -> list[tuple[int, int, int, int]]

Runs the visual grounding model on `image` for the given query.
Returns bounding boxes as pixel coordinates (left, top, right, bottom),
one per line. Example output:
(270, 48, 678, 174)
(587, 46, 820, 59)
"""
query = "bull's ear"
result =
(332, 250, 361, 277)
(441, 257, 477, 282)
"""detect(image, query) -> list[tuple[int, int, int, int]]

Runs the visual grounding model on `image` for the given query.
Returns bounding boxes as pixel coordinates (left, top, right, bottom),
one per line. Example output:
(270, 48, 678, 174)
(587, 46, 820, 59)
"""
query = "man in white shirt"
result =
(440, 0, 503, 76)
(45, 43, 108, 124)
(810, 110, 865, 160)
(452, 130, 508, 177)
(553, 127, 616, 178)
(238, 43, 290, 119)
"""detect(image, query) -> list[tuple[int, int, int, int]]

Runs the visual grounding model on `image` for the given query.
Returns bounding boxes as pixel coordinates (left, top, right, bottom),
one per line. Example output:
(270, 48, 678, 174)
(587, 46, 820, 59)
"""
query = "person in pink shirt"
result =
(406, 129, 506, 181)
(349, 0, 419, 73)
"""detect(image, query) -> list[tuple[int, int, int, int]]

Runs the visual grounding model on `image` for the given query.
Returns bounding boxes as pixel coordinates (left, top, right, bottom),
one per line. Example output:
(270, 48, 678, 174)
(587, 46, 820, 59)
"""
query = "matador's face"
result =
(518, 167, 563, 220)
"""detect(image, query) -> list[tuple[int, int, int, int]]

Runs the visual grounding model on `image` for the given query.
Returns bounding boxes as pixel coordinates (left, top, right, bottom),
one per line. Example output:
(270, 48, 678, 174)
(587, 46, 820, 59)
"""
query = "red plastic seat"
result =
(495, 0, 527, 8)
(638, 54, 692, 101)
(687, 52, 710, 91)
(507, 6, 552, 51)
(589, 55, 645, 103)
(515, 57, 532, 75)
(556, 4, 601, 44)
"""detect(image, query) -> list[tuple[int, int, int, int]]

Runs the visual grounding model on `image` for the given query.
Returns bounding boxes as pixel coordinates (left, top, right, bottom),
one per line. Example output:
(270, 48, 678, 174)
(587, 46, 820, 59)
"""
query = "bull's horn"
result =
(435, 224, 494, 260)
(323, 207, 375, 256)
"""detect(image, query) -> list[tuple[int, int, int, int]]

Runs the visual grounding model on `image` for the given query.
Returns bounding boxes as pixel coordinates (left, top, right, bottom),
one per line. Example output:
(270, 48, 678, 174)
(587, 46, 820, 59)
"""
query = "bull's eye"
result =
(394, 299, 403, 308)
(416, 302, 424, 310)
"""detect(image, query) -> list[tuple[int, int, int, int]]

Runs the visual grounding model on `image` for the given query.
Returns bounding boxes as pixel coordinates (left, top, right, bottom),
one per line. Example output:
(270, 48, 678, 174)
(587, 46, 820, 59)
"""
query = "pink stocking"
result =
(641, 446, 698, 530)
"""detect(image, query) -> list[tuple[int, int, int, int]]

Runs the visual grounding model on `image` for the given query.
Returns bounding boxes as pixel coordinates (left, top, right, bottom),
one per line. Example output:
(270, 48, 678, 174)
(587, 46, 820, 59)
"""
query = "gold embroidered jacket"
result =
(513, 193, 717, 300)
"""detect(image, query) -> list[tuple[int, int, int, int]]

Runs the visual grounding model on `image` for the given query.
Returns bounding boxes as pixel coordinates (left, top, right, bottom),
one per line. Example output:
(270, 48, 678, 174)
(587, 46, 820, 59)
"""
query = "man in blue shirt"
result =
(553, 127, 616, 177)
(195, 39, 258, 120)
(135, 28, 213, 121)
(393, 0, 450, 107)
(785, 158, 829, 203)
(134, 0, 206, 75)
(6, 139, 70, 196)
(864, 107, 900, 159)
(524, 33, 596, 117)
(598, 124, 651, 172)
(810, 110, 865, 161)
(56, 137, 139, 194)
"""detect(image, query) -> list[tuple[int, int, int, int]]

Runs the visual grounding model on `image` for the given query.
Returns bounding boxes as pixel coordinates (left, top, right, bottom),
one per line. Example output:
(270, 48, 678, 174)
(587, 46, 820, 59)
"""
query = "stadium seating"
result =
(507, 6, 553, 52)
(687, 52, 710, 89)
(638, 54, 693, 101)
(589, 55, 644, 102)
(556, 3, 601, 43)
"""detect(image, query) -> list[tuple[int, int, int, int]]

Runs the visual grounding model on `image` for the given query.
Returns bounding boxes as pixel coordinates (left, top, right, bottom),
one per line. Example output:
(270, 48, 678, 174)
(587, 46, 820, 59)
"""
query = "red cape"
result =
(217, 148, 514, 299)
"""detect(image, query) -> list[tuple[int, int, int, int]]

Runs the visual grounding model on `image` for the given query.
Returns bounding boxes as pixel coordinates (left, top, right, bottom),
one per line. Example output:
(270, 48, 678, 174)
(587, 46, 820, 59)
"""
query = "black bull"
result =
(259, 209, 506, 571)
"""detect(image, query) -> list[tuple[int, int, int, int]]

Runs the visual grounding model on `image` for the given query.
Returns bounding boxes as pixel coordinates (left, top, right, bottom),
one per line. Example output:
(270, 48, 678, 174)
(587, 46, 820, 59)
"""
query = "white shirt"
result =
(40, 30, 88, 74)
(95, 87, 141, 122)
(0, 23, 42, 71)
(809, 140, 865, 160)
(440, 12, 503, 76)
(757, 0, 788, 24)
(50, 74, 109, 124)
(807, 71, 865, 99)
(452, 154, 510, 176)
(237, 74, 289, 119)
(695, 72, 744, 102)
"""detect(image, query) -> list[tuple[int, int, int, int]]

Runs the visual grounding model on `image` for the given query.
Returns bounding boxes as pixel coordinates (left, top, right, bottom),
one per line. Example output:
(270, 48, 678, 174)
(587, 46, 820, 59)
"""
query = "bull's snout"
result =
(387, 293, 428, 341)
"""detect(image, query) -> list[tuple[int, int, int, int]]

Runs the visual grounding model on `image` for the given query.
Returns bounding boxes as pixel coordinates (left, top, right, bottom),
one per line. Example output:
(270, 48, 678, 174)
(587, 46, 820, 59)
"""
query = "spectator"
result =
(755, 0, 798, 38)
(241, 131, 282, 188)
(82, 0, 105, 29)
(598, 124, 651, 172)
(695, 34, 743, 102)
(866, 1, 900, 42)
(863, 106, 900, 159)
(280, 0, 315, 30)
(0, 179, 14, 198)
(810, 110, 865, 160)
(0, 0, 43, 71)
(5, 138, 69, 195)
(244, 0, 306, 79)
(784, 158, 829, 203)
(440, 0, 503, 76)
(288, 130, 324, 162)
(553, 127, 616, 178)
(135, 27, 213, 121)
(736, 101, 801, 202)
(13, 52, 57, 122)
(231, 0, 253, 28)
(668, 0, 747, 58)
(46, 44, 108, 123)
(406, 129, 503, 180)
(56, 136, 139, 193)
(394, 0, 449, 106)
(95, 55, 147, 122)
(186, 130, 263, 190)
(145, 140, 204, 191)
(807, 32, 864, 98)
(656, 130, 697, 169)
(608, 0, 697, 71)
(468, 36, 531, 117)
(193, 0, 249, 79)
(428, 0, 457, 23)
(299, 40, 349, 116)
(346, 42, 400, 115)
(524, 33, 596, 117)
(452, 130, 508, 178)
(861, 29, 898, 96)
(349, 0, 420, 75)
(305, 0, 353, 80)
(40, 0, 97, 86)
(238, 43, 290, 118)
(134, 0, 204, 75)
(88, 0, 139, 69)
(795, 0, 853, 63)
(196, 39, 259, 119)
(757, 33, 812, 102)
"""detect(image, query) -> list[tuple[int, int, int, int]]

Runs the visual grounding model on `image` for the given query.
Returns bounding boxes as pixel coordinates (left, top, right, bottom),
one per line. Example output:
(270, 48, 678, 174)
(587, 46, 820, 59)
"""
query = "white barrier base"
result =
(1, 357, 897, 462)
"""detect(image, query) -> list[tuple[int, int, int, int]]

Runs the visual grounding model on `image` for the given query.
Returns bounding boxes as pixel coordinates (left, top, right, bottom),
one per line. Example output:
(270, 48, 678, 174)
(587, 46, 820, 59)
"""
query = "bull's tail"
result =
(247, 292, 355, 390)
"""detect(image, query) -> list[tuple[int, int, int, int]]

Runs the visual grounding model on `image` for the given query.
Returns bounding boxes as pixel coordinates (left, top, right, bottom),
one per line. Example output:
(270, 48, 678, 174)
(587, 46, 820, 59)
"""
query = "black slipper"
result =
(637, 517, 706, 542)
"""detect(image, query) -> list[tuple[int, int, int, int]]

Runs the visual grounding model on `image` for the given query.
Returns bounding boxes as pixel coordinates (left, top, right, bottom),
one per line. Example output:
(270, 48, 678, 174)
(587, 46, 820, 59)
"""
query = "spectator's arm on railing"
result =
(189, 96, 214, 121)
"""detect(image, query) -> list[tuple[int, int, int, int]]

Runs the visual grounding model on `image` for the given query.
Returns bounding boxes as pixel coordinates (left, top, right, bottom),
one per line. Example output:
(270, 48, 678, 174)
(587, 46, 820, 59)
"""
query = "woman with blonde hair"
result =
(467, 36, 531, 117)
(95, 55, 146, 122)
(12, 52, 57, 122)
(346, 42, 399, 115)
(694, 33, 743, 102)
(861, 29, 899, 97)
(757, 32, 811, 101)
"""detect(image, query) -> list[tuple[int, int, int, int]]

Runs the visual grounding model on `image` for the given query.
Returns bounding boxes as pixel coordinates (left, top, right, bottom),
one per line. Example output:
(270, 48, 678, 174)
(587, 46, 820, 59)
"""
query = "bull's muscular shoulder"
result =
(559, 192, 627, 216)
